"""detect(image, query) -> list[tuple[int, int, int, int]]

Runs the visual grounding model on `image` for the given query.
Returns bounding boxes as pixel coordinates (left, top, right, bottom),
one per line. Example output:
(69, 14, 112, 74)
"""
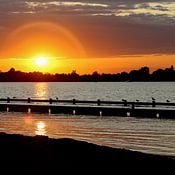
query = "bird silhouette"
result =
(152, 97, 155, 101)
(166, 100, 170, 103)
(136, 99, 139, 102)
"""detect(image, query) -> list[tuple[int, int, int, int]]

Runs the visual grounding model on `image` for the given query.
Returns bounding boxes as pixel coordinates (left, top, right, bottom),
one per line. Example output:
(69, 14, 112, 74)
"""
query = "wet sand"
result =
(0, 132, 174, 173)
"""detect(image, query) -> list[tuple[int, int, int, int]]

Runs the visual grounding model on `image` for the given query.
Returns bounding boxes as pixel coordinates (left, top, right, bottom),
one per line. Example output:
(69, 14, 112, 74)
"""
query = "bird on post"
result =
(152, 97, 155, 101)
(122, 99, 127, 106)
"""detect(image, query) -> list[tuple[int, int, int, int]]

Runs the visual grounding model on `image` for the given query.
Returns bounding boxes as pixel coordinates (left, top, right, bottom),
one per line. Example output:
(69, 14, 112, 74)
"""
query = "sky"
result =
(0, 0, 175, 74)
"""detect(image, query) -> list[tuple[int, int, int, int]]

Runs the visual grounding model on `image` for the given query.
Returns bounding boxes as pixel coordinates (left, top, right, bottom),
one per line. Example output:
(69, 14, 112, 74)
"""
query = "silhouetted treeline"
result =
(0, 66, 175, 82)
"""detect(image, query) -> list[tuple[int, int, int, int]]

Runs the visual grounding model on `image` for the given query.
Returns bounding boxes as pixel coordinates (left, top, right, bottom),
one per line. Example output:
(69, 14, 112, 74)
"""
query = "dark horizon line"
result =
(0, 65, 175, 82)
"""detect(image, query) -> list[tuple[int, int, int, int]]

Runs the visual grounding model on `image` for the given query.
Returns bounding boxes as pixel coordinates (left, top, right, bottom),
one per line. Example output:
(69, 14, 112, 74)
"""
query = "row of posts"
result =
(6, 97, 157, 107)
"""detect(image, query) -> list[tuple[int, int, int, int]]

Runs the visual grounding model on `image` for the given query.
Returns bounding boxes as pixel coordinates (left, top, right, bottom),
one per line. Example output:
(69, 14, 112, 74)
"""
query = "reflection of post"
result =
(28, 108, 31, 114)
(99, 111, 102, 116)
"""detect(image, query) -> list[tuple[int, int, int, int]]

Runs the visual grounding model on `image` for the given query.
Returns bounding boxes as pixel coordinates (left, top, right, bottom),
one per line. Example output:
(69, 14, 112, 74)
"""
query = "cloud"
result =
(0, 0, 175, 57)
(0, 0, 175, 24)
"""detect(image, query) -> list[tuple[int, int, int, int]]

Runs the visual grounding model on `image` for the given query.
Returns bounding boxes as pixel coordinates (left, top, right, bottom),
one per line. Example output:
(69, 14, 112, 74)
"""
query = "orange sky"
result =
(0, 21, 174, 74)
(1, 54, 175, 74)
(0, 1, 175, 74)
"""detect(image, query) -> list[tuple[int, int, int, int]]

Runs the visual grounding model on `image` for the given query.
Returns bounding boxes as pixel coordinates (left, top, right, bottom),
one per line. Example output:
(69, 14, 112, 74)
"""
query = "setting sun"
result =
(35, 57, 48, 67)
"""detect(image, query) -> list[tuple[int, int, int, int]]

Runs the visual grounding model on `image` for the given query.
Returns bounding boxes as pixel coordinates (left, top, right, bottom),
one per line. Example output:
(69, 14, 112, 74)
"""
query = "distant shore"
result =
(1, 66, 175, 82)
(0, 132, 174, 172)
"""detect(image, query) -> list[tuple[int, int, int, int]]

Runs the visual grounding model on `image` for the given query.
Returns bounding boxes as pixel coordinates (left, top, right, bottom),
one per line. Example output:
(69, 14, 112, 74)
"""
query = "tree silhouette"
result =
(0, 66, 174, 82)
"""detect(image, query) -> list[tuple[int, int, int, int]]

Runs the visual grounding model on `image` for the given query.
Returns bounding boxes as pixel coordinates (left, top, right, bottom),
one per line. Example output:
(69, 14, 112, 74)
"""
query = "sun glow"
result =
(0, 22, 86, 73)
(35, 57, 48, 67)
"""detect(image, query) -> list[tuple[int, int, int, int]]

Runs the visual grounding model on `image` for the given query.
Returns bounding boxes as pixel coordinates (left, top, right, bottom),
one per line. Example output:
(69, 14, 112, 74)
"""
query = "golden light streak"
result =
(35, 121, 46, 136)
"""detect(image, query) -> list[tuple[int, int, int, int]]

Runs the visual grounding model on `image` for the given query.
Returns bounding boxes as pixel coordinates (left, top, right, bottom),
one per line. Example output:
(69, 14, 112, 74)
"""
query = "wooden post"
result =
(97, 99, 101, 106)
(73, 99, 76, 105)
(7, 97, 10, 103)
(152, 100, 156, 107)
(49, 98, 53, 104)
(124, 100, 127, 106)
(131, 102, 135, 110)
(28, 98, 31, 103)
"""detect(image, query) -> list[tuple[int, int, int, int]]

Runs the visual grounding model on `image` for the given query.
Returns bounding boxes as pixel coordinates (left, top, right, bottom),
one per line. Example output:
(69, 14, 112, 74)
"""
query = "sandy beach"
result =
(0, 132, 174, 173)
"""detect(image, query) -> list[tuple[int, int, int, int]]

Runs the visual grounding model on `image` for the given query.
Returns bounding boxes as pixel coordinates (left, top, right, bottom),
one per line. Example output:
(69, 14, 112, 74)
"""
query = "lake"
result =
(0, 82, 175, 156)
(0, 82, 175, 102)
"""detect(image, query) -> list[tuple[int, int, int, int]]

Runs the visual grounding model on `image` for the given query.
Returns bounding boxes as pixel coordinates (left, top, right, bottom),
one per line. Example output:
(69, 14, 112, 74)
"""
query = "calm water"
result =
(0, 82, 175, 156)
(0, 82, 175, 102)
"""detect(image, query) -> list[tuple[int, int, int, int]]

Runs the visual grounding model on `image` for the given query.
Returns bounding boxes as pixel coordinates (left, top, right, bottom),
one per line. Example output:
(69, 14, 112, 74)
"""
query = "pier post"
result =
(131, 102, 135, 110)
(28, 98, 31, 103)
(49, 98, 53, 104)
(97, 99, 101, 106)
(152, 100, 156, 107)
(7, 97, 10, 103)
(73, 99, 76, 105)
(124, 100, 127, 106)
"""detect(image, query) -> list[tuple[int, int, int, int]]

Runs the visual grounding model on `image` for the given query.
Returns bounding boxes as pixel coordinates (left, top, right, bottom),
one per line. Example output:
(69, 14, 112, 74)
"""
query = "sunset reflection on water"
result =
(34, 83, 48, 99)
(35, 121, 46, 136)
(0, 113, 175, 156)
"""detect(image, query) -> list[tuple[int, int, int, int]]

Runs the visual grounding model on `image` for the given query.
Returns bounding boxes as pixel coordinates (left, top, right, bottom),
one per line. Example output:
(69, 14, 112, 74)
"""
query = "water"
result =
(0, 82, 175, 156)
(0, 82, 175, 102)
(0, 113, 174, 156)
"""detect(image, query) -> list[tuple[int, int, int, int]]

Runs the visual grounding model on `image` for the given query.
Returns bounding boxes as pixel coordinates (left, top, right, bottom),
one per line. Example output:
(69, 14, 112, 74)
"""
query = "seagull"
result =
(136, 99, 139, 102)
(152, 97, 155, 101)
(166, 100, 170, 103)
(122, 99, 127, 102)
(56, 97, 59, 100)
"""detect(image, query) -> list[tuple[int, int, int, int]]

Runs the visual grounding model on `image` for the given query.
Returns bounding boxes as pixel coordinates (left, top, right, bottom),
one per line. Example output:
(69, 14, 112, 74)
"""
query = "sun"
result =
(35, 57, 48, 67)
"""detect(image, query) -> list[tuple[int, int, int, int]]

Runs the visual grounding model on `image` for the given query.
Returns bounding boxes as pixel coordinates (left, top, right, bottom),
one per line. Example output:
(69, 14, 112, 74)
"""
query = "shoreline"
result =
(0, 132, 174, 172)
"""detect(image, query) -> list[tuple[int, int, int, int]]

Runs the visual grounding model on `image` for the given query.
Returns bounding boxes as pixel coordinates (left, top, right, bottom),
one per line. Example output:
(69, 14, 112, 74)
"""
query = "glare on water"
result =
(0, 113, 175, 157)
(35, 121, 46, 136)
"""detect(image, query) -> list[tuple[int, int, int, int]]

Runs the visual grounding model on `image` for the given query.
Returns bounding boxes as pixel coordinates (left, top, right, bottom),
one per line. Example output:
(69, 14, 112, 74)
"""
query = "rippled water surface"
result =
(0, 82, 175, 102)
(0, 82, 175, 156)
(0, 113, 175, 156)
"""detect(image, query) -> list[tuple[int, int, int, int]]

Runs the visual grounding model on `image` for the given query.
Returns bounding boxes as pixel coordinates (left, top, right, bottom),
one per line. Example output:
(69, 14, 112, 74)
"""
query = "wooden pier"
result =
(0, 98, 175, 119)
